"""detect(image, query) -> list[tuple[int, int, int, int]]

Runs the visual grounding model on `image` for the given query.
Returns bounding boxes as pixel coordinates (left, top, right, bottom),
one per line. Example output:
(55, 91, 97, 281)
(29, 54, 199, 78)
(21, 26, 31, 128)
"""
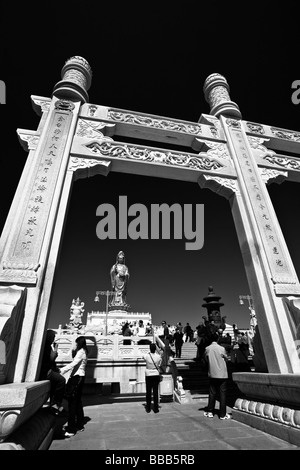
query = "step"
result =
(181, 390, 209, 404)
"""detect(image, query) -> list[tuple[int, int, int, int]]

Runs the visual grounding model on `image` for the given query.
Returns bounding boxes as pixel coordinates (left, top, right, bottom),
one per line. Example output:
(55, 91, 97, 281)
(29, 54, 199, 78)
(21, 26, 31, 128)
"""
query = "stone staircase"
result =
(176, 340, 198, 360)
(174, 341, 209, 403)
(173, 341, 245, 406)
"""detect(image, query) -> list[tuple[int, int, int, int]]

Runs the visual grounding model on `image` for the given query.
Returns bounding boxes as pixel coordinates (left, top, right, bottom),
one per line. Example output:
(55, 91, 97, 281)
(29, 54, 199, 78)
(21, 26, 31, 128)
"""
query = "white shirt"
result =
(143, 352, 162, 376)
(60, 348, 87, 377)
(137, 326, 146, 336)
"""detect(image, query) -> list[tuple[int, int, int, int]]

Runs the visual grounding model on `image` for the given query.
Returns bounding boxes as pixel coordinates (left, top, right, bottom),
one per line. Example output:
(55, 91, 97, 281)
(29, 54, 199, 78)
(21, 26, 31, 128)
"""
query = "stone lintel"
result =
(243, 120, 300, 155)
(79, 104, 226, 148)
(71, 137, 235, 183)
(258, 156, 300, 183)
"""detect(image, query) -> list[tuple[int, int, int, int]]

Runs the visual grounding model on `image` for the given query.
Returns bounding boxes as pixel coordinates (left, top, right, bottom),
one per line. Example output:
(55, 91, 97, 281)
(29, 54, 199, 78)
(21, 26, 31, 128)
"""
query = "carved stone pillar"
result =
(0, 57, 93, 384)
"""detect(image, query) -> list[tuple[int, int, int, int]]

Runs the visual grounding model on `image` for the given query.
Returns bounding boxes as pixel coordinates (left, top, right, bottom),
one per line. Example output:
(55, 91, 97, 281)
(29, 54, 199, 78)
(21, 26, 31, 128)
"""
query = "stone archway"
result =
(1, 56, 300, 388)
(1, 55, 300, 445)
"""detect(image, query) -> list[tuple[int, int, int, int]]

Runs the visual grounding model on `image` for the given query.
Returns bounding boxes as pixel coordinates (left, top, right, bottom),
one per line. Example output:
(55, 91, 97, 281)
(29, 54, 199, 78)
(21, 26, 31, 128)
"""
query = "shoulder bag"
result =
(149, 353, 163, 381)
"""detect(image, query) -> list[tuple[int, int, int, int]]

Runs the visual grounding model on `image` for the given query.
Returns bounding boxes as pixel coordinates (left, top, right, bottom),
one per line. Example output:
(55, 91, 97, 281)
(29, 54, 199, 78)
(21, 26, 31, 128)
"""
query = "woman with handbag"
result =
(60, 336, 88, 437)
(143, 343, 162, 413)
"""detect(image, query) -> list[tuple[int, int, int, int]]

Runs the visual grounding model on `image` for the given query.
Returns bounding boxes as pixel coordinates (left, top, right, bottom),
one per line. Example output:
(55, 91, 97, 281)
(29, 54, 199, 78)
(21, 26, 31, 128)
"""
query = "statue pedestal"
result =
(232, 372, 300, 446)
(86, 310, 152, 335)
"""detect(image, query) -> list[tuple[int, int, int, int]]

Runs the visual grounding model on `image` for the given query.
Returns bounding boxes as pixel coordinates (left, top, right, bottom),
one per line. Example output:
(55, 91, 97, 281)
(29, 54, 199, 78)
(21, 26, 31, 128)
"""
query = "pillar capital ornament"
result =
(52, 56, 92, 103)
(203, 73, 242, 119)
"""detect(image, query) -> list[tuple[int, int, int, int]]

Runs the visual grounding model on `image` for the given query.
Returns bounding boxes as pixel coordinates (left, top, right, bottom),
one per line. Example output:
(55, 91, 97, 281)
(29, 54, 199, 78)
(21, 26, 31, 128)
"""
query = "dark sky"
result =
(1, 2, 300, 330)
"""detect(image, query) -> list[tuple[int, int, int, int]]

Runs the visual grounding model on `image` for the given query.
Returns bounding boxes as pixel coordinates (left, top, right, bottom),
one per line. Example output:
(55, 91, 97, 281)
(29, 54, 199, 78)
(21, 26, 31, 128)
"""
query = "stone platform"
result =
(48, 394, 299, 451)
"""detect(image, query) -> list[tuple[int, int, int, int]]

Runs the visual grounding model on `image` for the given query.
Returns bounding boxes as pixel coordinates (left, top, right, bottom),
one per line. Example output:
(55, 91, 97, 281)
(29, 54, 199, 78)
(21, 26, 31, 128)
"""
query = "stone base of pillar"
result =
(0, 407, 56, 450)
(0, 381, 50, 439)
(232, 372, 300, 407)
(232, 408, 300, 447)
(232, 372, 300, 446)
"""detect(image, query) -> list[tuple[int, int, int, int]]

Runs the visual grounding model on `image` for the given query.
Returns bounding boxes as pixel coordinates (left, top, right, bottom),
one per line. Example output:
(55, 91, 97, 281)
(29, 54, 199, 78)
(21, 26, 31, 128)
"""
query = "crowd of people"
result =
(40, 318, 252, 436)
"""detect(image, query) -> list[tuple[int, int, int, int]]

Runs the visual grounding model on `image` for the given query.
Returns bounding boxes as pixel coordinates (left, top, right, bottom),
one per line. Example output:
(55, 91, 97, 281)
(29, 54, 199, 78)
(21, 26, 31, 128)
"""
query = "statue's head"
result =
(117, 251, 125, 263)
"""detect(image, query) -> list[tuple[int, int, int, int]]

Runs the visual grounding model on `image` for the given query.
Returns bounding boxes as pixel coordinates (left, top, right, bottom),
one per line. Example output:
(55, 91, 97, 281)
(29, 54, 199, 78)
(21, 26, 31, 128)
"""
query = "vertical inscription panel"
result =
(0, 100, 75, 284)
(226, 118, 300, 295)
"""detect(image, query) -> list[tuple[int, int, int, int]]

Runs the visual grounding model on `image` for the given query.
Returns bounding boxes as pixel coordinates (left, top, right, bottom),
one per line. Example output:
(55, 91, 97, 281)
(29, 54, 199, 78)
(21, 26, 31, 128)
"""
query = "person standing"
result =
(60, 336, 88, 437)
(173, 327, 184, 358)
(143, 343, 162, 413)
(122, 321, 132, 345)
(195, 322, 207, 363)
(137, 319, 148, 344)
(236, 331, 251, 371)
(160, 321, 170, 347)
(204, 332, 230, 420)
(184, 323, 192, 342)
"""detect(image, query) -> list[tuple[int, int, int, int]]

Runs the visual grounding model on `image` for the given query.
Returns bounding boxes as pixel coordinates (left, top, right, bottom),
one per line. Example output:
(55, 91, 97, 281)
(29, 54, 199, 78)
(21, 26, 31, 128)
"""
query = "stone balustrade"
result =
(54, 332, 166, 394)
(54, 331, 161, 362)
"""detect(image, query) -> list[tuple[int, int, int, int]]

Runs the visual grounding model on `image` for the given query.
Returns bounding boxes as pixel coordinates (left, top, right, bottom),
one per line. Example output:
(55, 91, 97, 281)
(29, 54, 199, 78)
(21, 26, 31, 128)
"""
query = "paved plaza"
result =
(48, 394, 299, 451)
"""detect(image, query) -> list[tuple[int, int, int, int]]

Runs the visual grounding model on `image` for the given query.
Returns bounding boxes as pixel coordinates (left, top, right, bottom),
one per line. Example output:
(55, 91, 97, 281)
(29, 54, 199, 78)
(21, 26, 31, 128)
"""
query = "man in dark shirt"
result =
(173, 327, 184, 358)
(161, 321, 170, 347)
(184, 323, 192, 342)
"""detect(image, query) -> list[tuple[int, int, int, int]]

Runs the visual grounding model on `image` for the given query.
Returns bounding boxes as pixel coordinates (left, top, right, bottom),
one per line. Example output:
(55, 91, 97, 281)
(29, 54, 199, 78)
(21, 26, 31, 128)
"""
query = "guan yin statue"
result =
(109, 251, 130, 311)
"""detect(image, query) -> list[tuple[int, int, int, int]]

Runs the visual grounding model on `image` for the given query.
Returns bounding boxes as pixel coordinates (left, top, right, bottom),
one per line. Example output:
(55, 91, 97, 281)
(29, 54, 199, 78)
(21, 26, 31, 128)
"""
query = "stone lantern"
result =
(202, 286, 225, 328)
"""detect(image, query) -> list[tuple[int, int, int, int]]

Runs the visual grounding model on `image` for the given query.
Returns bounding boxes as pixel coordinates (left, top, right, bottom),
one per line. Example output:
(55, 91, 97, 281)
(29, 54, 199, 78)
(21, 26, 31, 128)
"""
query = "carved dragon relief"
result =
(84, 140, 225, 172)
(263, 155, 300, 171)
(247, 136, 300, 172)
(246, 122, 265, 134)
(107, 110, 204, 136)
(271, 127, 300, 142)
